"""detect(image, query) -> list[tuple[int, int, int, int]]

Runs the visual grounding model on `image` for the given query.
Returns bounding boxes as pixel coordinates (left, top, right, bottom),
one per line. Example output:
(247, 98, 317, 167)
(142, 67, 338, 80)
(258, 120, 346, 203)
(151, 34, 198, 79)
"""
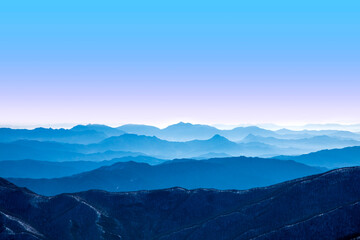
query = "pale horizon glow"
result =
(1, 1, 359, 127)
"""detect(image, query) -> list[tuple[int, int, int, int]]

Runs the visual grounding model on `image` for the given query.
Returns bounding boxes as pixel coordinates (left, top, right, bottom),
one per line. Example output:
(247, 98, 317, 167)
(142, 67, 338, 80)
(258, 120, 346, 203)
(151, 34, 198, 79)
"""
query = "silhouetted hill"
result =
(0, 125, 125, 145)
(89, 134, 297, 158)
(118, 122, 280, 141)
(0, 156, 164, 178)
(71, 124, 125, 137)
(0, 140, 145, 161)
(2, 127, 359, 161)
(2, 124, 360, 160)
(0, 134, 310, 161)
(2, 167, 360, 239)
(116, 122, 360, 144)
(277, 146, 360, 168)
(221, 126, 278, 140)
(8, 156, 323, 196)
(159, 122, 219, 141)
(2, 124, 360, 146)
(194, 152, 232, 159)
(0, 127, 108, 144)
(275, 128, 360, 140)
(118, 122, 219, 141)
(0, 140, 84, 161)
(243, 134, 360, 152)
(117, 124, 161, 136)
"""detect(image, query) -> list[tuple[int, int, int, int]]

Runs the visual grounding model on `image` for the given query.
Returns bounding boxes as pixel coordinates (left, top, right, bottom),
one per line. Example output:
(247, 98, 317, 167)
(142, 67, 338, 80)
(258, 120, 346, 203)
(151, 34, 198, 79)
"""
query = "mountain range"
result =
(277, 146, 360, 169)
(0, 126, 119, 144)
(0, 134, 302, 160)
(89, 134, 294, 158)
(1, 122, 360, 239)
(0, 122, 360, 161)
(243, 134, 360, 152)
(8, 156, 324, 196)
(0, 139, 146, 161)
(117, 122, 360, 141)
(0, 156, 164, 178)
(117, 122, 289, 141)
(2, 167, 360, 239)
(1, 123, 360, 160)
(3, 122, 360, 143)
(0, 124, 127, 144)
(3, 144, 358, 180)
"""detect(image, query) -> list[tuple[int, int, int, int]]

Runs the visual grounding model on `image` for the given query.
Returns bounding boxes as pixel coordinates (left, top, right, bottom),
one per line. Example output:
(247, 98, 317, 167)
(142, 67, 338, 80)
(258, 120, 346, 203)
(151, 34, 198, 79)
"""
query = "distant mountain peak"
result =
(209, 134, 229, 141)
(176, 121, 190, 125)
(167, 122, 194, 128)
(243, 133, 258, 139)
(101, 133, 162, 143)
(166, 122, 217, 129)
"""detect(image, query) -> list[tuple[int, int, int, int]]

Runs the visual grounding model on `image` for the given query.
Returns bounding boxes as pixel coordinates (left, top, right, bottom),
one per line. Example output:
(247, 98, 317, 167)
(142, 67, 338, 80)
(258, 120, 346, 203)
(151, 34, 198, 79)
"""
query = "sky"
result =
(1, 0, 360, 128)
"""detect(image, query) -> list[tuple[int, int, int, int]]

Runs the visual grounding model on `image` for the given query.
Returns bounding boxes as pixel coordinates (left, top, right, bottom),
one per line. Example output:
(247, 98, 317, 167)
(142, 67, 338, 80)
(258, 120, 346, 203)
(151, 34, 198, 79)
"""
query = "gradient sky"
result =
(1, 0, 360, 127)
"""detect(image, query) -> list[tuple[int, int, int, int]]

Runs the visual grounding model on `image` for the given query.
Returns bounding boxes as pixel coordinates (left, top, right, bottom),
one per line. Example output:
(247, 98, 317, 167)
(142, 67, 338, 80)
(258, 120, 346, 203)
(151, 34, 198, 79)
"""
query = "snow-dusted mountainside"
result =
(2, 167, 360, 239)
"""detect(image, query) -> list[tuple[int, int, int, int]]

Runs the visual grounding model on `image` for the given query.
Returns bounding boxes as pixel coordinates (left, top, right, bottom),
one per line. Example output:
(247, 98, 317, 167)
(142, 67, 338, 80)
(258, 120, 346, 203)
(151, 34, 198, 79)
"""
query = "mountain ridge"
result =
(8, 156, 324, 196)
(1, 167, 360, 239)
(0, 156, 165, 178)
(1, 134, 300, 160)
(276, 146, 360, 168)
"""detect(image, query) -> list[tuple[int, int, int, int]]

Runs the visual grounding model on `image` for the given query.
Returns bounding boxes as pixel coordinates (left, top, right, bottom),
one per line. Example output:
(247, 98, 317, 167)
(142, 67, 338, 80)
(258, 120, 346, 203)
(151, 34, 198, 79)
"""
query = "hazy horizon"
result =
(2, 121, 360, 132)
(1, 1, 360, 126)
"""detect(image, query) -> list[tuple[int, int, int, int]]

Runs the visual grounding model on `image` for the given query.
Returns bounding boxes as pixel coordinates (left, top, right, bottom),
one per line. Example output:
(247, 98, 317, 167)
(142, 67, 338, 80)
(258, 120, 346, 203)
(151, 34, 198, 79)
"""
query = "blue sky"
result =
(1, 0, 359, 127)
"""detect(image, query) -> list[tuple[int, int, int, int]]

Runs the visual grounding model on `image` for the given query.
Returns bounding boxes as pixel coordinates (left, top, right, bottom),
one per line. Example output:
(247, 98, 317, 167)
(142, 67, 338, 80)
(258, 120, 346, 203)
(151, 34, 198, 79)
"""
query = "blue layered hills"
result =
(1, 123, 360, 160)
(1, 123, 360, 239)
(0, 134, 299, 160)
(243, 134, 360, 152)
(0, 156, 164, 178)
(277, 146, 360, 168)
(1, 167, 360, 239)
(8, 156, 324, 196)
(118, 122, 279, 141)
(0, 139, 145, 161)
(118, 122, 360, 141)
(0, 124, 125, 144)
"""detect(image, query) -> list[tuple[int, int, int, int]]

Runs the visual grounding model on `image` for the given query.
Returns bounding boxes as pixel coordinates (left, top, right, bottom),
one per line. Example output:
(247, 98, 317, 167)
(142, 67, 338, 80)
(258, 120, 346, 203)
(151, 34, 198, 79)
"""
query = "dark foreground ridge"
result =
(1, 167, 360, 240)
